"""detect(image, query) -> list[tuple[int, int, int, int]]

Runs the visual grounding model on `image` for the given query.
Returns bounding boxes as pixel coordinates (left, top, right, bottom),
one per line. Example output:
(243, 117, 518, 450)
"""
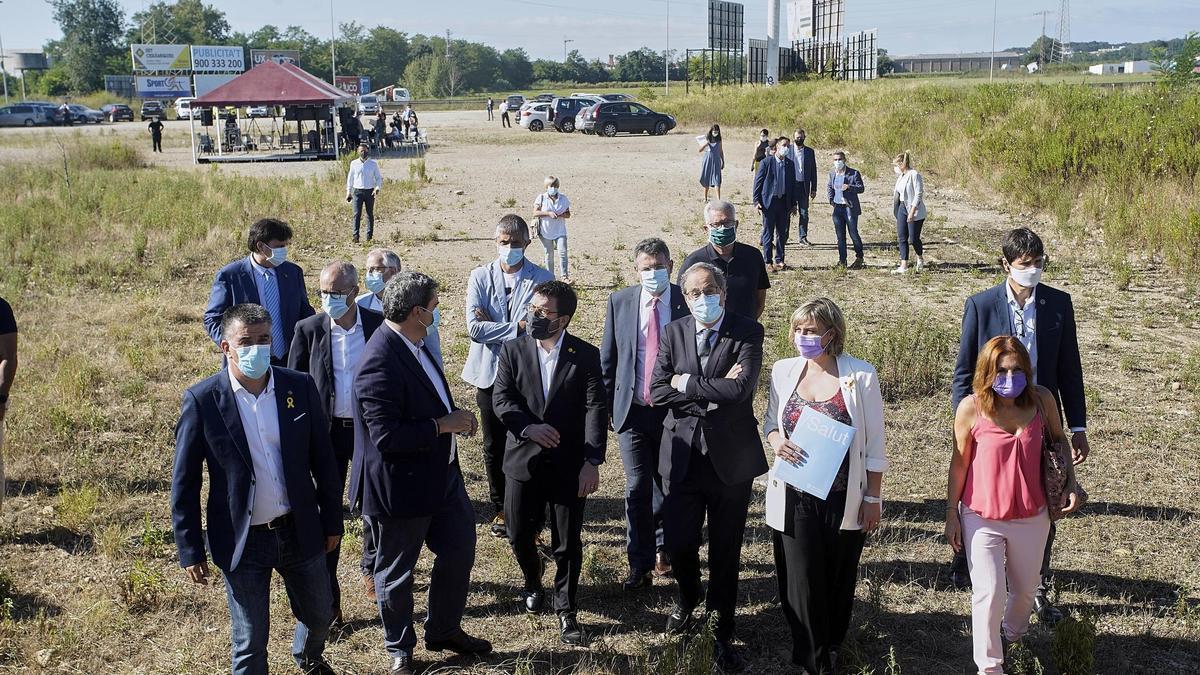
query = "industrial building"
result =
(891, 51, 1021, 74)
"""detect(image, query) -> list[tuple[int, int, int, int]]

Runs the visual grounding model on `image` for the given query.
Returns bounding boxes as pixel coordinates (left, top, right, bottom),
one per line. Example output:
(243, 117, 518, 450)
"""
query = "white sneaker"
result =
(890, 266, 908, 275)
(915, 259, 925, 272)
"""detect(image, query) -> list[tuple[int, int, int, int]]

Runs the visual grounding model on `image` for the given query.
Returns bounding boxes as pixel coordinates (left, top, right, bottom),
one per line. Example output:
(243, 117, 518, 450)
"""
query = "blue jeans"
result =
(831, 205, 863, 264)
(759, 200, 791, 264)
(796, 206, 810, 240)
(618, 404, 667, 572)
(222, 524, 333, 675)
(539, 233, 569, 278)
(895, 202, 925, 261)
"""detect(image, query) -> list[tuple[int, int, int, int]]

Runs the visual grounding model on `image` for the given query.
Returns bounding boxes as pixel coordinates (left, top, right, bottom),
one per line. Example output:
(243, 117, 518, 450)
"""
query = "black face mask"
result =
(795, 136, 805, 145)
(528, 312, 559, 340)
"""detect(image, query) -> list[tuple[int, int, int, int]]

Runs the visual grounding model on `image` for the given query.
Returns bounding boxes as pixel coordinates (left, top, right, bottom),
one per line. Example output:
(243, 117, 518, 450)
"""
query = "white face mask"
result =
(893, 165, 902, 176)
(1009, 263, 1043, 289)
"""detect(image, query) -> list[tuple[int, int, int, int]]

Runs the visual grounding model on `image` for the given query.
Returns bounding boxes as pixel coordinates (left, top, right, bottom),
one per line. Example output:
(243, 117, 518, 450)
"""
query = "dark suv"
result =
(101, 103, 134, 122)
(584, 101, 676, 137)
(140, 100, 165, 120)
(550, 96, 598, 133)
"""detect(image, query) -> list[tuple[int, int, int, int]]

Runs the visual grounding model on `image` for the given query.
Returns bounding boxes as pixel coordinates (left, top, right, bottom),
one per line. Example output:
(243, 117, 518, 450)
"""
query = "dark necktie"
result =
(697, 328, 713, 371)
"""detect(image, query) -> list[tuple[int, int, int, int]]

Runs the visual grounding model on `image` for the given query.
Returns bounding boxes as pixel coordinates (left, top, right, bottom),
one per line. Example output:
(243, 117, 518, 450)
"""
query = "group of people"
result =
(710, 124, 928, 275)
(341, 105, 419, 152)
(168, 186, 1089, 675)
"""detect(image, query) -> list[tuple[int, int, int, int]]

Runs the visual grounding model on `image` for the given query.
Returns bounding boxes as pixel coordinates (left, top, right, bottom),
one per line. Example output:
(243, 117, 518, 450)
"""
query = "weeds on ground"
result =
(1051, 613, 1097, 675)
(120, 560, 169, 614)
(847, 309, 957, 402)
(55, 486, 100, 533)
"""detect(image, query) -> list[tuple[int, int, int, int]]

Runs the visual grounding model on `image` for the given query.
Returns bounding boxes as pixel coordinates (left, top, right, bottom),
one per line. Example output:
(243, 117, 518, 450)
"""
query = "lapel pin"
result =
(286, 391, 295, 409)
(1039, 298, 1046, 305)
(567, 347, 575, 354)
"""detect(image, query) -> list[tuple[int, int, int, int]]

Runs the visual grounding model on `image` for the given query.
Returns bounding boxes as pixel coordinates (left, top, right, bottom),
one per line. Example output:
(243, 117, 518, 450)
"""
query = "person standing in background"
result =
(891, 152, 927, 274)
(487, 98, 495, 121)
(0, 296, 16, 513)
(346, 143, 383, 244)
(532, 176, 572, 283)
(500, 101, 512, 129)
(751, 129, 769, 173)
(826, 151, 866, 269)
(789, 128, 818, 248)
(678, 200, 771, 320)
(698, 124, 725, 202)
(148, 117, 164, 153)
(753, 137, 799, 272)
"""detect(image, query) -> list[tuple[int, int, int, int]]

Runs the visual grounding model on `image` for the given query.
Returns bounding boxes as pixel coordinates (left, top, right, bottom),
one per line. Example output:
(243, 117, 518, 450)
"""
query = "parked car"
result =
(531, 92, 555, 103)
(247, 105, 272, 118)
(584, 101, 676, 137)
(67, 104, 105, 124)
(550, 96, 601, 133)
(519, 102, 552, 131)
(392, 87, 412, 103)
(358, 94, 380, 115)
(0, 104, 51, 127)
(174, 97, 196, 120)
(599, 93, 634, 101)
(505, 94, 526, 112)
(101, 103, 134, 122)
(575, 104, 597, 134)
(140, 100, 165, 120)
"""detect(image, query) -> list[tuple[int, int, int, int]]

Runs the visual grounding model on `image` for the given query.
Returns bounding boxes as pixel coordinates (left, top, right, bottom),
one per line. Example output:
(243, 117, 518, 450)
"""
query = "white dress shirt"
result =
(346, 157, 383, 192)
(537, 331, 566, 400)
(833, 172, 847, 204)
(391, 324, 456, 462)
(635, 289, 671, 405)
(673, 315, 725, 395)
(228, 368, 291, 525)
(1005, 282, 1038, 382)
(330, 311, 366, 419)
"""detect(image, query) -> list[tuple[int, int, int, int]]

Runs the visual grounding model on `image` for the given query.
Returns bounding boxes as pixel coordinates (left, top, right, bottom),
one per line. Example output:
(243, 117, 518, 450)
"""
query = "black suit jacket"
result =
(951, 282, 1086, 428)
(288, 307, 384, 425)
(493, 332, 608, 491)
(349, 325, 459, 519)
(650, 312, 768, 486)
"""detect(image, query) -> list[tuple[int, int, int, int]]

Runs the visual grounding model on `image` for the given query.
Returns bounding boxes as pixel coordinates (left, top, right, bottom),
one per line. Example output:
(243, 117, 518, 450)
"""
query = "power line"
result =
(1055, 0, 1071, 62)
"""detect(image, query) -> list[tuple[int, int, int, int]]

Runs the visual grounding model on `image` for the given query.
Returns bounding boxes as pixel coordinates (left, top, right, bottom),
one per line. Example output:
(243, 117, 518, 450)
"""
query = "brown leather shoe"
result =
(654, 550, 673, 578)
(364, 574, 377, 602)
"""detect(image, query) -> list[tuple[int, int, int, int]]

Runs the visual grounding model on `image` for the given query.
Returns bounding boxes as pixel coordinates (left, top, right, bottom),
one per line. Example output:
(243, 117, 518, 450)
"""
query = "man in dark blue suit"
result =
(289, 261, 384, 623)
(753, 137, 799, 271)
(825, 151, 866, 269)
(789, 128, 819, 247)
(204, 218, 315, 365)
(348, 271, 490, 675)
(950, 227, 1089, 624)
(172, 303, 344, 675)
(601, 238, 689, 590)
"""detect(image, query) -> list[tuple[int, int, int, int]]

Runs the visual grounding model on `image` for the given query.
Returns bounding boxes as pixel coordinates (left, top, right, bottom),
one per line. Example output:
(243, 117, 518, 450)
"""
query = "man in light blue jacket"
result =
(461, 214, 554, 538)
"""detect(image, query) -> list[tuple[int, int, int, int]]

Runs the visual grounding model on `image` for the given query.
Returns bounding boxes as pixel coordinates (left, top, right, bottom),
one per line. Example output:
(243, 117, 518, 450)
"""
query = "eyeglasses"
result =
(526, 305, 561, 319)
(320, 287, 355, 297)
(366, 266, 396, 274)
(683, 289, 720, 300)
(706, 220, 737, 229)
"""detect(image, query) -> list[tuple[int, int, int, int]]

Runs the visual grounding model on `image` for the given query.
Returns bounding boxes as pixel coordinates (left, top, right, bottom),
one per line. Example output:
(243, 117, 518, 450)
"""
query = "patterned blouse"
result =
(782, 388, 852, 494)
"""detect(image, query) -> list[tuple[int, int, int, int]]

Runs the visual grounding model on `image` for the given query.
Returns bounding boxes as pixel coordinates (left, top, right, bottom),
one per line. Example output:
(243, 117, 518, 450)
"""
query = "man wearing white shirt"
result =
(345, 143, 383, 243)
(601, 239, 690, 589)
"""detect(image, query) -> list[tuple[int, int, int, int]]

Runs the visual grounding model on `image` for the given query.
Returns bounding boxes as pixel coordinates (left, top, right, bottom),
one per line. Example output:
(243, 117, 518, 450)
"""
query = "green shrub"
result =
(120, 560, 168, 614)
(55, 486, 100, 533)
(1051, 613, 1097, 675)
(0, 569, 14, 622)
(847, 310, 957, 402)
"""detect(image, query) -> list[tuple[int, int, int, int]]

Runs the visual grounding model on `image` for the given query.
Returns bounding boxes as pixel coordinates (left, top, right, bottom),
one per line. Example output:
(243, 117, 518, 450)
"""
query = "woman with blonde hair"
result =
(891, 151, 927, 274)
(763, 297, 888, 674)
(532, 175, 572, 283)
(945, 335, 1083, 675)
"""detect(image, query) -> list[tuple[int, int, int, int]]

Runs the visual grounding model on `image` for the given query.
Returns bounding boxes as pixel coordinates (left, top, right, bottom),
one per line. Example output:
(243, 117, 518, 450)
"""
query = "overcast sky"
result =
(4, 0, 1197, 59)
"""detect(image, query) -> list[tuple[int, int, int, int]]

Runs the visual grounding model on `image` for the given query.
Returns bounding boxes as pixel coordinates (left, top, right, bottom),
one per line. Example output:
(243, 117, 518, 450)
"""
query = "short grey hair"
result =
(382, 271, 438, 323)
(367, 248, 401, 270)
(320, 261, 358, 287)
(680, 262, 727, 293)
(633, 237, 670, 261)
(703, 200, 736, 224)
(495, 214, 531, 245)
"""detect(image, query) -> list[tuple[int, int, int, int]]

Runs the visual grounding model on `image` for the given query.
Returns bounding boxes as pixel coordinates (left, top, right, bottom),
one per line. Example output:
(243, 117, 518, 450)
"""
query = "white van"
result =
(392, 88, 412, 103)
(174, 97, 196, 120)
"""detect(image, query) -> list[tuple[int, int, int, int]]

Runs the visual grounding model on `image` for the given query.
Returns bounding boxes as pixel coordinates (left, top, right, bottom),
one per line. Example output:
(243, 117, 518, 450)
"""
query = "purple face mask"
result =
(992, 371, 1027, 399)
(794, 330, 829, 359)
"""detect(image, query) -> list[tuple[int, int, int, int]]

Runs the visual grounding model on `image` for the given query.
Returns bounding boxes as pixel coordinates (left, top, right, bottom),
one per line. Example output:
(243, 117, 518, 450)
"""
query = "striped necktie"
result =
(261, 269, 285, 359)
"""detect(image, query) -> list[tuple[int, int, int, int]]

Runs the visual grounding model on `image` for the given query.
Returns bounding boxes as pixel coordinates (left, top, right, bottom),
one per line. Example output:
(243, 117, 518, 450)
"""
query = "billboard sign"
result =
(788, 0, 813, 42)
(708, 1, 744, 51)
(131, 44, 191, 71)
(249, 49, 301, 67)
(359, 76, 372, 95)
(193, 73, 239, 97)
(190, 45, 245, 73)
(335, 75, 363, 95)
(136, 75, 191, 98)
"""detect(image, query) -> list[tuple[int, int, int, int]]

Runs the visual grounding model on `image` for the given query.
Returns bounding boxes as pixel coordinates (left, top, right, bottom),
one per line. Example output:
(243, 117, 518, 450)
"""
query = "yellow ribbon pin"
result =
(286, 393, 295, 409)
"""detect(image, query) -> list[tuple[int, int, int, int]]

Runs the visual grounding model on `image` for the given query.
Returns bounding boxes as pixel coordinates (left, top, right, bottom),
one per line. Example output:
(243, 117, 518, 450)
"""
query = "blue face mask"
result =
(364, 271, 387, 294)
(640, 268, 669, 296)
(689, 294, 724, 325)
(498, 244, 524, 267)
(321, 293, 350, 320)
(547, 186, 559, 197)
(233, 344, 272, 379)
(417, 306, 439, 335)
(265, 246, 288, 267)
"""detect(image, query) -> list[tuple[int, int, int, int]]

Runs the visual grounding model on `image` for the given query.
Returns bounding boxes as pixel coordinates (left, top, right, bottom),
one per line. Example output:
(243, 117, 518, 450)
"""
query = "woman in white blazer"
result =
(891, 151, 927, 274)
(763, 297, 888, 674)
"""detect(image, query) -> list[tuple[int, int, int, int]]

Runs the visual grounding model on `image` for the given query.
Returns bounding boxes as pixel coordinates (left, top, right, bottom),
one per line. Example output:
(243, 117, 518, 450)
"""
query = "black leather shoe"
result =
(389, 654, 414, 675)
(654, 550, 673, 578)
(849, 256, 865, 270)
(298, 657, 336, 675)
(665, 605, 696, 635)
(524, 589, 545, 614)
(1033, 594, 1064, 626)
(559, 612, 586, 645)
(426, 629, 493, 655)
(490, 514, 507, 539)
(714, 640, 746, 672)
(949, 553, 971, 590)
(622, 568, 653, 591)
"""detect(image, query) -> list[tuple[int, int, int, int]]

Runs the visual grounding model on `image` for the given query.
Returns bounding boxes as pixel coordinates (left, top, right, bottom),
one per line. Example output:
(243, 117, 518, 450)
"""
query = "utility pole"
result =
(563, 38, 574, 62)
(1055, 0, 1071, 63)
(665, 0, 670, 95)
(329, 0, 337, 85)
(989, 0, 997, 82)
(446, 30, 456, 98)
(1034, 10, 1052, 65)
(0, 1, 8, 105)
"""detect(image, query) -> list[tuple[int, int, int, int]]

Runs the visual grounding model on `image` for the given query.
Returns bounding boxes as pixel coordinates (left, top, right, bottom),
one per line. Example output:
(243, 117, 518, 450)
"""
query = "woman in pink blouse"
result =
(945, 335, 1081, 675)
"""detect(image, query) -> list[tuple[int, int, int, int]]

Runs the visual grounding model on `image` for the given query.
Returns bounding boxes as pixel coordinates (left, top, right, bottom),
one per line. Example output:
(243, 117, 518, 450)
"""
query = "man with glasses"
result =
(950, 227, 1089, 625)
(677, 200, 771, 320)
(356, 249, 443, 368)
(289, 261, 384, 624)
(492, 280, 607, 646)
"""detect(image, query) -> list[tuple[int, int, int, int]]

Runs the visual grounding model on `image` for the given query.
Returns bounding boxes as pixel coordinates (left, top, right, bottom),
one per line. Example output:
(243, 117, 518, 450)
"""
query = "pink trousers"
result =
(960, 504, 1050, 675)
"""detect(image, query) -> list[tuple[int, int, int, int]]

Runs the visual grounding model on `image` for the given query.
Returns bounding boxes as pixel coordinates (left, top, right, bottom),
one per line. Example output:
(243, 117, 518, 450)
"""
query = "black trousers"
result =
(325, 419, 355, 615)
(663, 448, 752, 642)
(351, 188, 375, 240)
(476, 386, 508, 516)
(504, 460, 586, 613)
(152, 135, 162, 152)
(773, 489, 865, 674)
(501, 112, 511, 128)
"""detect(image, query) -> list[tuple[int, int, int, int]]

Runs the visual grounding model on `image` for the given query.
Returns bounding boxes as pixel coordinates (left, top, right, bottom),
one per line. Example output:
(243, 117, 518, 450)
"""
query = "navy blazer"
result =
(951, 282, 1086, 428)
(203, 256, 315, 352)
(826, 167, 866, 215)
(287, 307, 384, 425)
(349, 324, 459, 519)
(600, 283, 689, 432)
(171, 367, 343, 572)
(753, 156, 799, 212)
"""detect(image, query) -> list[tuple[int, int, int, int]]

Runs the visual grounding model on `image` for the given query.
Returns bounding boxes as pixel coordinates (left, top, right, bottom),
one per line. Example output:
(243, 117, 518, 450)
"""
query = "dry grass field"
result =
(0, 105, 1197, 675)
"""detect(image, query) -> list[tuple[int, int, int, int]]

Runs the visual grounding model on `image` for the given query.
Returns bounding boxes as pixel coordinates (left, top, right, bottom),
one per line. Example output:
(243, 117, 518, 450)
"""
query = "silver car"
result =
(0, 104, 50, 127)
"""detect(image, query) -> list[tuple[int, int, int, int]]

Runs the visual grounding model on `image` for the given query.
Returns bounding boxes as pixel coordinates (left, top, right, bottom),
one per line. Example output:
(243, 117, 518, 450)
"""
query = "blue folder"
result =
(776, 407, 855, 500)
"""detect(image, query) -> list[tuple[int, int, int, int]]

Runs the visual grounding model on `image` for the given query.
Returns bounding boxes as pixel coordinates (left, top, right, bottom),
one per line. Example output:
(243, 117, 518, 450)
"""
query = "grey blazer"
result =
(460, 257, 554, 389)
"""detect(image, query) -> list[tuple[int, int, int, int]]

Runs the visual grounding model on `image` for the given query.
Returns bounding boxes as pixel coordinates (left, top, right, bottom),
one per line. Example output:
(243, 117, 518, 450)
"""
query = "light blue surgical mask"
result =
(233, 344, 272, 379)
(547, 186, 559, 197)
(640, 268, 669, 296)
(365, 271, 386, 294)
(833, 159, 846, 171)
(689, 294, 724, 325)
(266, 246, 288, 267)
(498, 244, 524, 267)
(321, 293, 350, 320)
(416, 305, 439, 335)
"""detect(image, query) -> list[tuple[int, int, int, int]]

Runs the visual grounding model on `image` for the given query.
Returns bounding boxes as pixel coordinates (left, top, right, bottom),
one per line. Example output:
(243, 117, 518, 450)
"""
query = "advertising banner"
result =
(788, 0, 813, 42)
(136, 75, 192, 98)
(249, 49, 301, 67)
(193, 73, 239, 97)
(190, 45, 245, 73)
(334, 75, 362, 95)
(359, 76, 372, 95)
(131, 44, 191, 71)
